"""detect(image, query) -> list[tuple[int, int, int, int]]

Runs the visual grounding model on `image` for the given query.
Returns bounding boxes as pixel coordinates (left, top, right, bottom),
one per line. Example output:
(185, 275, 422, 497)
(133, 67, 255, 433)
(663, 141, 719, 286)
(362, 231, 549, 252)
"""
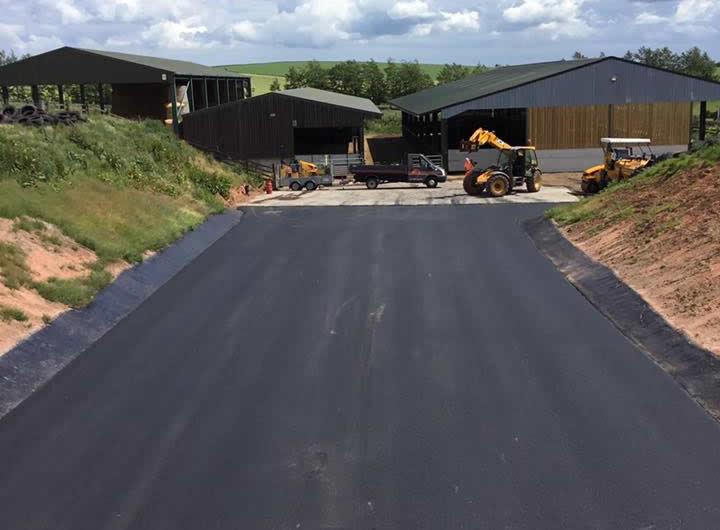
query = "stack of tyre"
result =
(0, 105, 87, 126)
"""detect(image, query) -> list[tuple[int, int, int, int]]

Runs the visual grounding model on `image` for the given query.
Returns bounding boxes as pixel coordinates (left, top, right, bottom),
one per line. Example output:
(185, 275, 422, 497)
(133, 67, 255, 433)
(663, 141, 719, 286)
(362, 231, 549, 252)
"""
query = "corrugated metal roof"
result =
(278, 87, 382, 116)
(77, 48, 248, 78)
(391, 58, 603, 115)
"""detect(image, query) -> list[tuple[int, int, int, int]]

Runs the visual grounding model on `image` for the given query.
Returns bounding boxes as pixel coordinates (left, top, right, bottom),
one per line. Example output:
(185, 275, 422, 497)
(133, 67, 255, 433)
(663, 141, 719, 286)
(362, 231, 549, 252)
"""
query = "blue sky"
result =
(0, 0, 718, 66)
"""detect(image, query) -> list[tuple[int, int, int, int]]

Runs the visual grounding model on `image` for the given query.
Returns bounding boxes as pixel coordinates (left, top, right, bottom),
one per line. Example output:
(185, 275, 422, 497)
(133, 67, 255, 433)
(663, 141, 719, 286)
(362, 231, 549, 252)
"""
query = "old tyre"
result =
(463, 171, 483, 195)
(305, 181, 317, 191)
(425, 176, 438, 188)
(526, 170, 542, 193)
(586, 180, 600, 194)
(290, 181, 301, 191)
(365, 177, 379, 190)
(486, 173, 510, 197)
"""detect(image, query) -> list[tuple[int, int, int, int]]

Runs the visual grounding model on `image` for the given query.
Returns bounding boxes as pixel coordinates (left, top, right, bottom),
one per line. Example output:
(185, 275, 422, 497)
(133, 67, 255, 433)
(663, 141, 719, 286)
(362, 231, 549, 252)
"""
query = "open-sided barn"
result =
(0, 47, 251, 133)
(182, 87, 382, 160)
(391, 57, 720, 172)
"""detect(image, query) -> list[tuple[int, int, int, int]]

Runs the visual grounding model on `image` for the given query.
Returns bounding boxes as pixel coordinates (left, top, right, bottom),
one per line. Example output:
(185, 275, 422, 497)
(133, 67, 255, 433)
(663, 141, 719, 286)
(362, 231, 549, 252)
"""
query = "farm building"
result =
(391, 57, 720, 172)
(0, 47, 251, 133)
(182, 87, 382, 160)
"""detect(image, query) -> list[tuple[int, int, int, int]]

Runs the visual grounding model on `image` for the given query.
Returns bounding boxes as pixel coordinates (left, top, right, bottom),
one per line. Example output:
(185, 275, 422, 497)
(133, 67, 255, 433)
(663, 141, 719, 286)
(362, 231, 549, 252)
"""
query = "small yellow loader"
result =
(581, 138, 663, 194)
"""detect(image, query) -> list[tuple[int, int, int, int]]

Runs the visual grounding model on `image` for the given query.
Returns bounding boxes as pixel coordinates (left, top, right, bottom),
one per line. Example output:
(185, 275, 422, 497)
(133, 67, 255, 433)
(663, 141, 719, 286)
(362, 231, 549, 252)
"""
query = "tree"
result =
(327, 60, 364, 95)
(572, 51, 587, 60)
(269, 78, 281, 92)
(362, 60, 387, 104)
(624, 46, 717, 80)
(679, 47, 717, 80)
(436, 63, 473, 85)
(385, 59, 434, 99)
(284, 66, 305, 89)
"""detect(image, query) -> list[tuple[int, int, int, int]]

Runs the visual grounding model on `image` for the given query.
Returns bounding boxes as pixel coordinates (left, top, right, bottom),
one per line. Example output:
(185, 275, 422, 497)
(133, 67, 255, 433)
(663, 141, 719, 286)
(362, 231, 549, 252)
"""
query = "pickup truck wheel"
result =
(305, 181, 317, 191)
(366, 177, 379, 190)
(290, 181, 301, 191)
(425, 176, 438, 188)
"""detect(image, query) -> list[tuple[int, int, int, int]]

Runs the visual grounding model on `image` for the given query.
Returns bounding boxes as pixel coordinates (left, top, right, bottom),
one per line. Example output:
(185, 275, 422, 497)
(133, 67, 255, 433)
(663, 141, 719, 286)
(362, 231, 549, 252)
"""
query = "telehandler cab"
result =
(461, 128, 543, 198)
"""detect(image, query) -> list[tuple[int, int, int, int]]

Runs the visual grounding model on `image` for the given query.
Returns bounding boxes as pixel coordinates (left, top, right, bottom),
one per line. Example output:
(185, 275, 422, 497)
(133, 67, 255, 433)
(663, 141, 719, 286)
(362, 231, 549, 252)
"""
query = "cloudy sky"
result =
(0, 0, 718, 66)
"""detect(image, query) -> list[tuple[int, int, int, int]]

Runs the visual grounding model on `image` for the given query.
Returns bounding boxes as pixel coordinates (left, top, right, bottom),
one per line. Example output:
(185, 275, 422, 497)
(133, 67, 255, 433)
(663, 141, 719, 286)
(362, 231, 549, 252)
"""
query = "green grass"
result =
(0, 115, 256, 263)
(0, 305, 28, 322)
(34, 267, 112, 308)
(244, 74, 286, 96)
(0, 242, 32, 289)
(12, 216, 45, 233)
(547, 144, 720, 228)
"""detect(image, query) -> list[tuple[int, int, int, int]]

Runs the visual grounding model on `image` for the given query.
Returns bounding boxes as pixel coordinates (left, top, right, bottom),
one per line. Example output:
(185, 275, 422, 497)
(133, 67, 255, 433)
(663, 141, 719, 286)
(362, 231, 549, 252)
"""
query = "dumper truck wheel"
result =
(463, 172, 483, 195)
(290, 181, 301, 191)
(305, 181, 317, 191)
(585, 181, 600, 194)
(486, 174, 510, 197)
(366, 177, 379, 190)
(425, 176, 438, 188)
(526, 170, 542, 193)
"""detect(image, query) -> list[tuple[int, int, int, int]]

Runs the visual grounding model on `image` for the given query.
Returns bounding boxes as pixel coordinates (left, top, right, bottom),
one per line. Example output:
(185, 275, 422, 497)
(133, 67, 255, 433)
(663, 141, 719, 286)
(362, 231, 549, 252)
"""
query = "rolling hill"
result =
(216, 61, 461, 96)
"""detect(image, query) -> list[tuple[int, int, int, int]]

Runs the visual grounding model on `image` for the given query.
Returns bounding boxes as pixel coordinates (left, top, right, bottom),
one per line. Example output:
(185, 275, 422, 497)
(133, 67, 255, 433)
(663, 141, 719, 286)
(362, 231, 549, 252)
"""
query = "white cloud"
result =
(673, 0, 720, 24)
(437, 10, 481, 31)
(142, 20, 209, 49)
(633, 11, 667, 24)
(389, 1, 434, 19)
(502, 0, 590, 38)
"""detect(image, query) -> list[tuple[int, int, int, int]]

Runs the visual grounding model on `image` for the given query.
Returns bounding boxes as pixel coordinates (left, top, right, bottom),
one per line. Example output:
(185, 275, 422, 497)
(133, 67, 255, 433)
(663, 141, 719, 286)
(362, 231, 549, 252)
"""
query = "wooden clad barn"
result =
(182, 87, 382, 160)
(391, 57, 720, 172)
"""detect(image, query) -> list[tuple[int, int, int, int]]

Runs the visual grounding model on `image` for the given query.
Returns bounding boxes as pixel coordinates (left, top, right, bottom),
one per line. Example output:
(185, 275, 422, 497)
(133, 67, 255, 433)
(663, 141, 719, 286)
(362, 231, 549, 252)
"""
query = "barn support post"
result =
(203, 78, 209, 108)
(98, 83, 105, 111)
(58, 85, 65, 109)
(225, 79, 230, 103)
(359, 124, 365, 162)
(80, 84, 87, 113)
(215, 79, 220, 107)
(31, 85, 40, 107)
(170, 75, 179, 136)
(1, 86, 8, 106)
(699, 101, 707, 141)
(440, 118, 448, 171)
(187, 77, 194, 112)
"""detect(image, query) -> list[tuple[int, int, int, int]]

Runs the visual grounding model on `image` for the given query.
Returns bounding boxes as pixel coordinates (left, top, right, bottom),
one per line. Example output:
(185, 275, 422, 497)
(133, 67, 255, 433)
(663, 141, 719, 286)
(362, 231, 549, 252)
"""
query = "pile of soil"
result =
(563, 165, 720, 354)
(0, 218, 129, 355)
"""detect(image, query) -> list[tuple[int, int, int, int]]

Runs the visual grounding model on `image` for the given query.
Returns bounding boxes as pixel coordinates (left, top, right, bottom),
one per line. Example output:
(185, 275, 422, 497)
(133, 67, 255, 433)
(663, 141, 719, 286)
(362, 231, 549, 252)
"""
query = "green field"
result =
(219, 61, 450, 79)
(217, 61, 457, 95)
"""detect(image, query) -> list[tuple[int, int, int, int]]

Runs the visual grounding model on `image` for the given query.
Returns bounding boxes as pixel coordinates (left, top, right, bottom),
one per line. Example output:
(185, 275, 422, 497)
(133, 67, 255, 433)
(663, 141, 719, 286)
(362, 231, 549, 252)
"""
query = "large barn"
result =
(182, 87, 382, 160)
(0, 47, 251, 133)
(391, 57, 720, 172)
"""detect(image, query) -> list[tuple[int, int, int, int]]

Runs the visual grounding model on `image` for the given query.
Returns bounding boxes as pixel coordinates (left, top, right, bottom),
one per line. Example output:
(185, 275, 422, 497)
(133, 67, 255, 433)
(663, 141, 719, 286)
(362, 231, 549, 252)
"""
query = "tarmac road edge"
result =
(525, 216, 720, 422)
(0, 209, 244, 420)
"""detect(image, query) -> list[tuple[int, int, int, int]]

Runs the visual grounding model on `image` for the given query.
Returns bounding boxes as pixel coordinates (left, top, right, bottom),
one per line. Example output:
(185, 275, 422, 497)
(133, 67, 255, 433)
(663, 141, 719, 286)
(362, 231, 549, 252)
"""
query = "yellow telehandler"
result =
(461, 128, 543, 198)
(581, 138, 660, 194)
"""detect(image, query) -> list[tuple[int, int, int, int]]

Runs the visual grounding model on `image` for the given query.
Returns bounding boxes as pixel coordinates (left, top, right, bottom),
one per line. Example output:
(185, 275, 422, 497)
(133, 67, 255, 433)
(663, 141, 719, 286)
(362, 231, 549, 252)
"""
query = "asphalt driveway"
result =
(1, 205, 719, 529)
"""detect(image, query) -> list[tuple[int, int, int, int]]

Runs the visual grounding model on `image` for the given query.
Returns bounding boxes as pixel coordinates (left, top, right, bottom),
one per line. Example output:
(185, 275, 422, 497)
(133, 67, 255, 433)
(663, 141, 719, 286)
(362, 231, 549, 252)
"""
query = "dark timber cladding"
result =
(182, 88, 382, 159)
(0, 47, 251, 133)
(390, 56, 720, 171)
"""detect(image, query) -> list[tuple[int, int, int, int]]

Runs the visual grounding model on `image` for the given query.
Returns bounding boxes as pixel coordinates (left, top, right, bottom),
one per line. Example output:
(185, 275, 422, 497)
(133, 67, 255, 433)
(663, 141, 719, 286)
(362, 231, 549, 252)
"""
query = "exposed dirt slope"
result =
(559, 163, 720, 354)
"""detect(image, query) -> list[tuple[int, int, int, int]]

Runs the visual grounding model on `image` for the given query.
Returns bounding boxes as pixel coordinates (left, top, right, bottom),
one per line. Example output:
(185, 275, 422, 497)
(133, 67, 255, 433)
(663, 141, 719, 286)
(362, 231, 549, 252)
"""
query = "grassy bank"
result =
(548, 143, 720, 228)
(0, 116, 248, 263)
(0, 115, 253, 310)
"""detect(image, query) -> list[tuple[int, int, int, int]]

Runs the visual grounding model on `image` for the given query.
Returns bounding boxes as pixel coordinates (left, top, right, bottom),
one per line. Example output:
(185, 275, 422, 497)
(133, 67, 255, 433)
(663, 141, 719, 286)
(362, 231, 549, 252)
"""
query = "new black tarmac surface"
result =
(1, 205, 720, 529)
